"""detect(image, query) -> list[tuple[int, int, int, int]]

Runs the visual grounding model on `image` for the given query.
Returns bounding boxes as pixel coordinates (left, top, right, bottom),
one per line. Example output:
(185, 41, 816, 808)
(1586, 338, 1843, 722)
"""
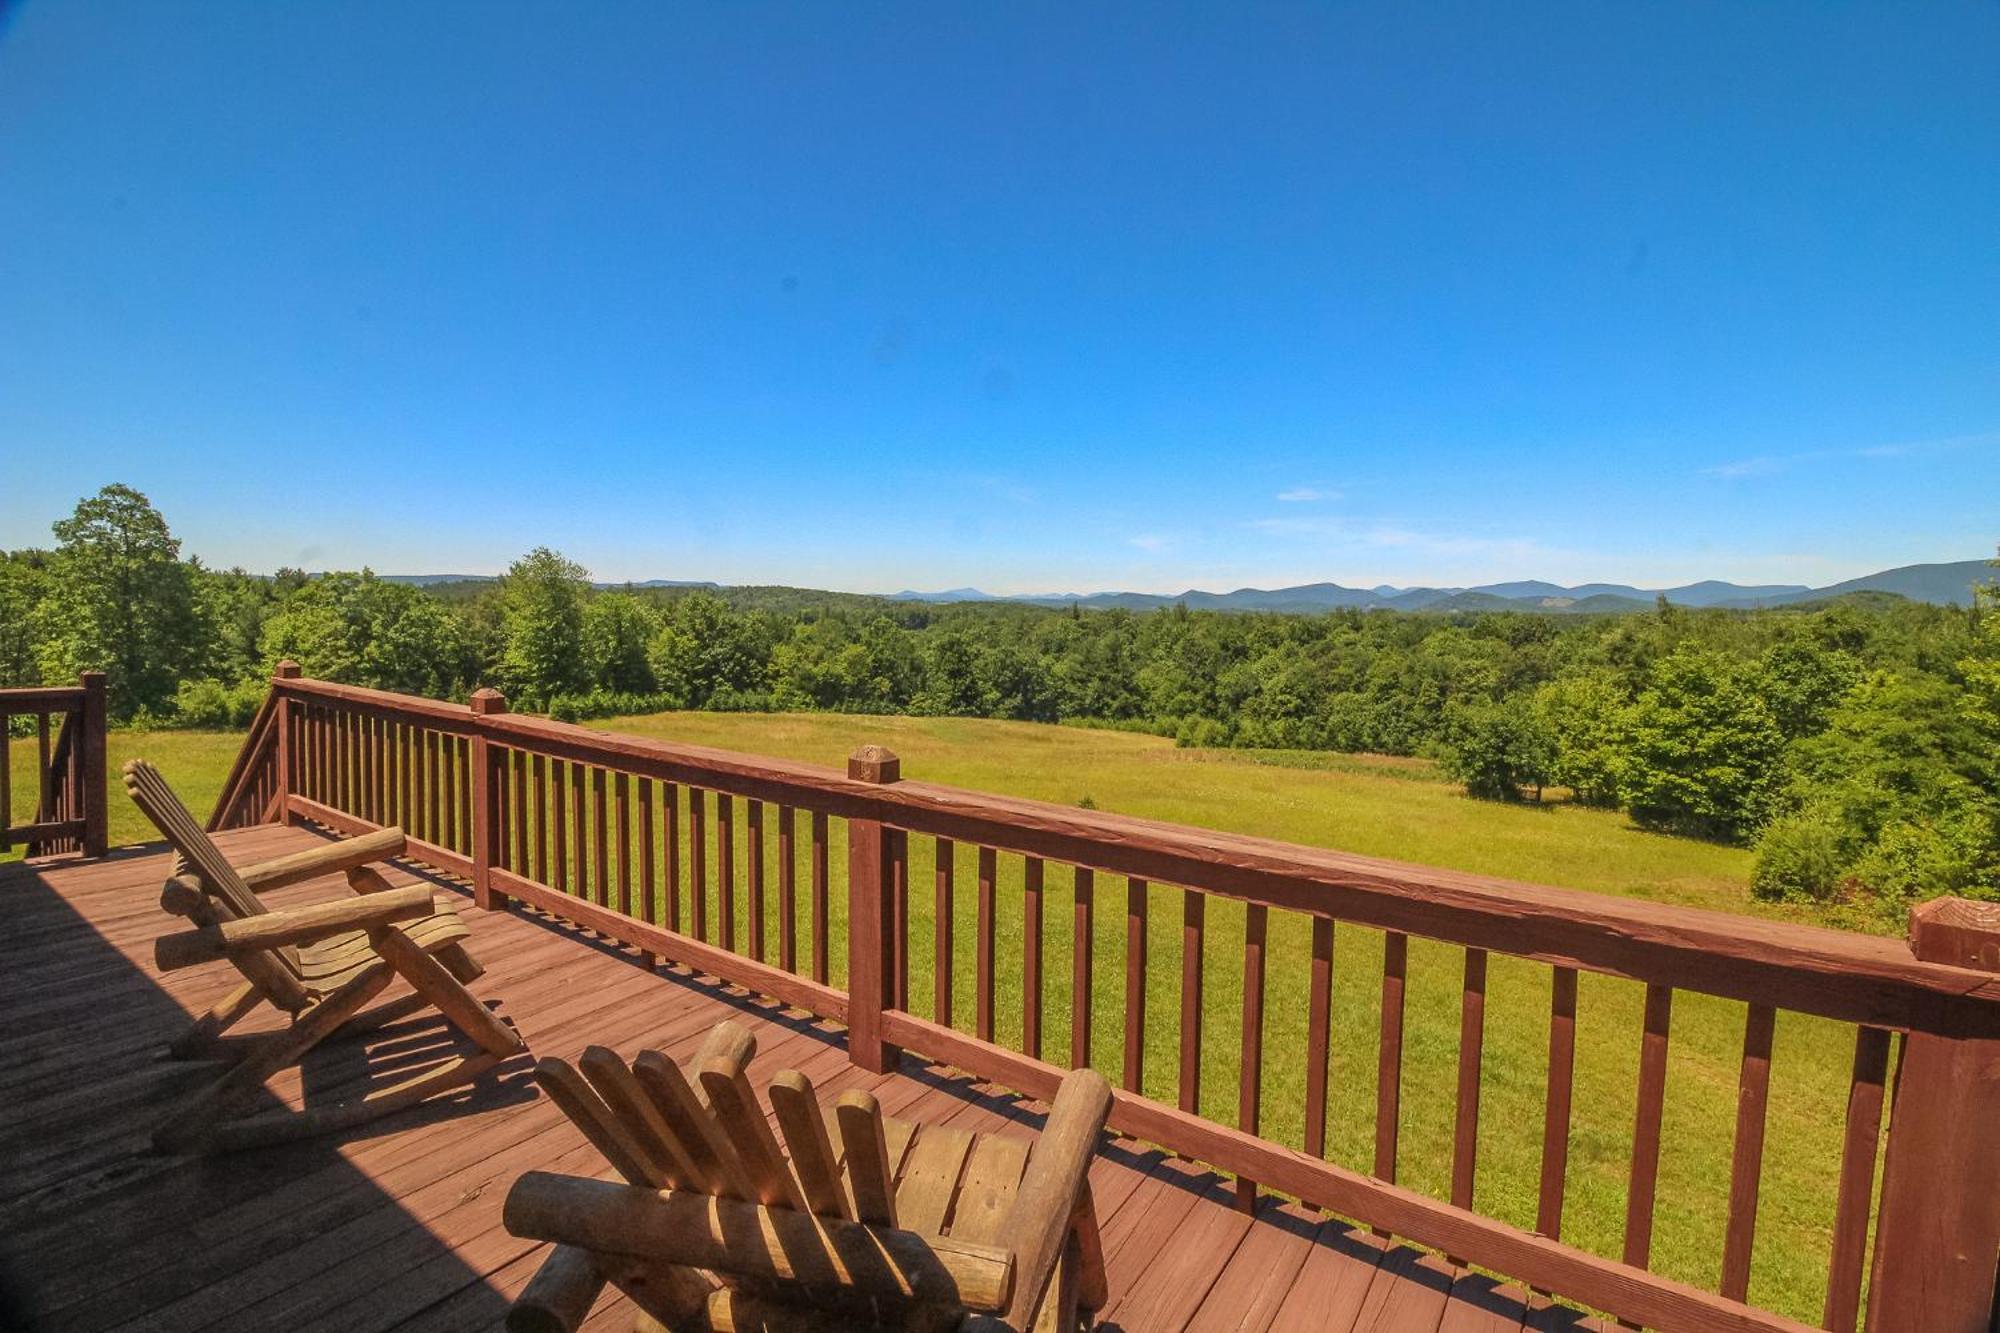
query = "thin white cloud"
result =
(1128, 533, 1174, 552)
(1701, 430, 1995, 480)
(1276, 486, 1339, 502)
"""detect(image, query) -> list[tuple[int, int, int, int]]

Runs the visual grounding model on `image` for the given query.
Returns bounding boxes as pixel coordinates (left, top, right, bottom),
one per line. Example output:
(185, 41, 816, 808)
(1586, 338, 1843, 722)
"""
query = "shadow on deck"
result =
(0, 827, 1594, 1332)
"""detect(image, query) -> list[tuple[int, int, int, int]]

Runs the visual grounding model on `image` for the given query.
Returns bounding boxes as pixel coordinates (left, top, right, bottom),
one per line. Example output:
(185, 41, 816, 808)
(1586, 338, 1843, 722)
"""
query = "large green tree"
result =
(259, 570, 471, 696)
(497, 548, 591, 703)
(34, 485, 207, 717)
(1619, 647, 1784, 840)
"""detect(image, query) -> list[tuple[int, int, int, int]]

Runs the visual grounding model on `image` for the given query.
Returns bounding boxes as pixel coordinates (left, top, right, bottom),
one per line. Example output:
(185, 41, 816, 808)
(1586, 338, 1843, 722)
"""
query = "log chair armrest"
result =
(507, 1244, 606, 1333)
(237, 827, 409, 894)
(504, 1173, 1016, 1313)
(155, 885, 435, 971)
(991, 1068, 1112, 1331)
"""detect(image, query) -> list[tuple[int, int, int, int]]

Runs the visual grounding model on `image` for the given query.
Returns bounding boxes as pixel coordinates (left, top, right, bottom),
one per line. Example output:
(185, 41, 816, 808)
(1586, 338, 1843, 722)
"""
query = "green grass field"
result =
(7, 712, 1877, 1319)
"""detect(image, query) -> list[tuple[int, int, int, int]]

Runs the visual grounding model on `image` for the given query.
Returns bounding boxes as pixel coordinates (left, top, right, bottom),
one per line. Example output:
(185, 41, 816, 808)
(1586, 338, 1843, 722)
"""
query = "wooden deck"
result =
(0, 826, 1591, 1332)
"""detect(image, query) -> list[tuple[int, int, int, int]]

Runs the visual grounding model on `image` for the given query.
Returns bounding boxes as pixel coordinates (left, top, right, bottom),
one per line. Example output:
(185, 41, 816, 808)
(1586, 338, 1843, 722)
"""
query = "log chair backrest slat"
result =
(124, 759, 311, 1002)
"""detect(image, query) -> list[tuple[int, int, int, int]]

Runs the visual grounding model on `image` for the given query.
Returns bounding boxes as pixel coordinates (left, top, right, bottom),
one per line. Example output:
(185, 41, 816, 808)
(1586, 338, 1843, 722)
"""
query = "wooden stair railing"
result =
(208, 672, 2000, 1332)
(2, 671, 107, 859)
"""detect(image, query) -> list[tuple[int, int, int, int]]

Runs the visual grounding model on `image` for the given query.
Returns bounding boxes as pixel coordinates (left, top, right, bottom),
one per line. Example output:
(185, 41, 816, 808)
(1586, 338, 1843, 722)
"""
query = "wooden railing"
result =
(2, 672, 107, 859)
(212, 668, 2000, 1332)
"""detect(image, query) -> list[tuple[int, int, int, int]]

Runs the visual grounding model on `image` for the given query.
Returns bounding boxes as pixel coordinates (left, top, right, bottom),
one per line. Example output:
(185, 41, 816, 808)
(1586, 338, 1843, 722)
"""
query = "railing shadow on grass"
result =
(0, 844, 534, 1332)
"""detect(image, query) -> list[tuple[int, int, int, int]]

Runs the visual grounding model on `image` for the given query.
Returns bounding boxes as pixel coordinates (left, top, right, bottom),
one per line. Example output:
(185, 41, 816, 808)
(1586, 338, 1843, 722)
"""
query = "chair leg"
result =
(368, 923, 524, 1058)
(436, 939, 484, 983)
(153, 961, 395, 1154)
(169, 980, 267, 1059)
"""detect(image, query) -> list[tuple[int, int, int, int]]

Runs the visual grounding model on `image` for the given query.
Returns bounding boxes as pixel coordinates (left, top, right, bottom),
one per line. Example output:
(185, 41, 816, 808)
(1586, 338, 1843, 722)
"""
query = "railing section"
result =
(213, 670, 2000, 1333)
(1, 672, 107, 859)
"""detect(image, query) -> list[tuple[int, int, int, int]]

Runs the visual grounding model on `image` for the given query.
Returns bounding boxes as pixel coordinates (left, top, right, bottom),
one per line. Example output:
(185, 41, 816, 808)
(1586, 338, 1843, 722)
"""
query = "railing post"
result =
(271, 661, 301, 827)
(1867, 897, 2000, 1332)
(78, 671, 107, 859)
(846, 744, 902, 1074)
(468, 687, 508, 912)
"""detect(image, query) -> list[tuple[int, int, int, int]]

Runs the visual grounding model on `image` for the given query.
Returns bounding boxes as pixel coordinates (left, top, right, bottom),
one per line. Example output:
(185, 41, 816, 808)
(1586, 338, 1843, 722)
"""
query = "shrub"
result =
(1437, 697, 1554, 801)
(169, 677, 267, 729)
(546, 689, 679, 723)
(1850, 808, 1996, 903)
(1751, 805, 1850, 902)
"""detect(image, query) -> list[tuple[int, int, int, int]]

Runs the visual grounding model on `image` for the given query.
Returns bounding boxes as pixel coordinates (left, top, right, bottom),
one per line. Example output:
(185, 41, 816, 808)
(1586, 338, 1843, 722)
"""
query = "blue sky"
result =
(1, 3, 1993, 594)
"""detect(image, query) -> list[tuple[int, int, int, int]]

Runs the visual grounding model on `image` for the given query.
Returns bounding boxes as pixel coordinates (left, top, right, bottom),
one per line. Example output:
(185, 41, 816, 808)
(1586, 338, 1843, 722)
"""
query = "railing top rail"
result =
(0, 685, 87, 711)
(274, 674, 2000, 1036)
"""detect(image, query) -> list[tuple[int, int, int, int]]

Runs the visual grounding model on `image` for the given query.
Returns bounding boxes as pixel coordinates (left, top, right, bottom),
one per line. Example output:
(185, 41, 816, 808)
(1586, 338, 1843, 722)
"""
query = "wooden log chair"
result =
(123, 758, 528, 1153)
(503, 1020, 1114, 1333)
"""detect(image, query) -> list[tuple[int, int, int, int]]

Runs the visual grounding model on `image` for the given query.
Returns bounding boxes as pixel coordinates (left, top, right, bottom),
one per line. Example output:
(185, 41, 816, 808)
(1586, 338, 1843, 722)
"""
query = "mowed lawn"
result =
(10, 712, 1874, 1321)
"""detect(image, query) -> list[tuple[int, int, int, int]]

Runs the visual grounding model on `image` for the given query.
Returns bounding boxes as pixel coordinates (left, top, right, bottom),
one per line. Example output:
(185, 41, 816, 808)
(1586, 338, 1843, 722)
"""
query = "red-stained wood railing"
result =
(2, 672, 107, 860)
(211, 673, 2000, 1333)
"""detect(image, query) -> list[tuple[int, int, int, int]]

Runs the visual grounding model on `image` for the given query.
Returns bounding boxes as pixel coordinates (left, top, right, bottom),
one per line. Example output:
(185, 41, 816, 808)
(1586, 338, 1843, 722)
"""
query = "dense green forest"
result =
(7, 485, 1996, 911)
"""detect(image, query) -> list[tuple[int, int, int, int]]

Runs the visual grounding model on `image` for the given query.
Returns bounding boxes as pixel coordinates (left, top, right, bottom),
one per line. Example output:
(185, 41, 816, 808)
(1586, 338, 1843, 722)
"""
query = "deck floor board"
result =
(2, 827, 1564, 1331)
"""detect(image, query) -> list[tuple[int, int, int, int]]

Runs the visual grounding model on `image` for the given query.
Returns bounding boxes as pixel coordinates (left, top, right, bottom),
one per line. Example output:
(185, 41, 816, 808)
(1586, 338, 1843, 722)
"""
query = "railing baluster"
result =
(615, 771, 632, 917)
(397, 722, 413, 834)
(637, 776, 657, 968)
(779, 806, 797, 973)
(36, 713, 51, 823)
(425, 728, 440, 844)
(809, 810, 828, 982)
(1823, 1025, 1890, 1332)
(976, 846, 997, 1042)
(569, 759, 587, 902)
(376, 716, 391, 825)
(1376, 931, 1407, 1191)
(747, 799, 765, 962)
(591, 766, 609, 907)
(457, 736, 472, 853)
(520, 740, 536, 868)
(1123, 877, 1147, 1094)
(1022, 856, 1043, 1058)
(1453, 947, 1488, 1214)
(376, 714, 390, 825)
(688, 786, 707, 941)
(664, 782, 681, 933)
(934, 837, 954, 1025)
(890, 829, 909, 1010)
(533, 754, 549, 885)
(1180, 888, 1205, 1115)
(552, 759, 569, 896)
(1623, 982, 1674, 1280)
(717, 792, 735, 951)
(1304, 914, 1334, 1158)
(1, 713, 11, 851)
(355, 712, 369, 822)
(1072, 867, 1093, 1069)
(1539, 965, 1578, 1240)
(1237, 902, 1267, 1210)
(1720, 1002, 1775, 1303)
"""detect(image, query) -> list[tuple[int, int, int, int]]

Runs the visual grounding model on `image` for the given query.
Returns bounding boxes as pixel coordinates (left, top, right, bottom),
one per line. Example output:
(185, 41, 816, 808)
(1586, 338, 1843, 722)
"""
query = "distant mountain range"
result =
(890, 559, 1996, 614)
(377, 559, 1992, 614)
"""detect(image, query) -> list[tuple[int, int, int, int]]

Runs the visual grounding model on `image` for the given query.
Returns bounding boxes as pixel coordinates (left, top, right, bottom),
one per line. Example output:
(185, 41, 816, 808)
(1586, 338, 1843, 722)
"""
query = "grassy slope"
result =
(10, 714, 1863, 1319)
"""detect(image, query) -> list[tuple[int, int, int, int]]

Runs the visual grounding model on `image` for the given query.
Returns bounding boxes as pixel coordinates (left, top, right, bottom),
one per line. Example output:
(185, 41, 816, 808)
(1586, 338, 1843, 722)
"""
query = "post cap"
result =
(273, 660, 302, 679)
(469, 687, 509, 716)
(847, 744, 901, 784)
(1909, 897, 2000, 971)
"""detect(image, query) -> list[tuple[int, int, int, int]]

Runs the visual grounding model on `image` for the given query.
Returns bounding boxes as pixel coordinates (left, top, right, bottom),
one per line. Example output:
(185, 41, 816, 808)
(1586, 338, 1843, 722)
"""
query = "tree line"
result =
(6, 485, 1996, 911)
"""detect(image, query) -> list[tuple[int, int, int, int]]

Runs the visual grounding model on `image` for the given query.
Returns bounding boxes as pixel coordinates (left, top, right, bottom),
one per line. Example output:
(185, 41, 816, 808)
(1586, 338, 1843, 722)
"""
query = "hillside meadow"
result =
(8, 711, 1881, 1321)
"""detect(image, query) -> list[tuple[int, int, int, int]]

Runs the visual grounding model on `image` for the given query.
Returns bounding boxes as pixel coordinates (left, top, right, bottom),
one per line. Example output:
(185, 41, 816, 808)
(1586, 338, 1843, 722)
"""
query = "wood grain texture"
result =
(1720, 1003, 1774, 1303)
(1124, 877, 1148, 1095)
